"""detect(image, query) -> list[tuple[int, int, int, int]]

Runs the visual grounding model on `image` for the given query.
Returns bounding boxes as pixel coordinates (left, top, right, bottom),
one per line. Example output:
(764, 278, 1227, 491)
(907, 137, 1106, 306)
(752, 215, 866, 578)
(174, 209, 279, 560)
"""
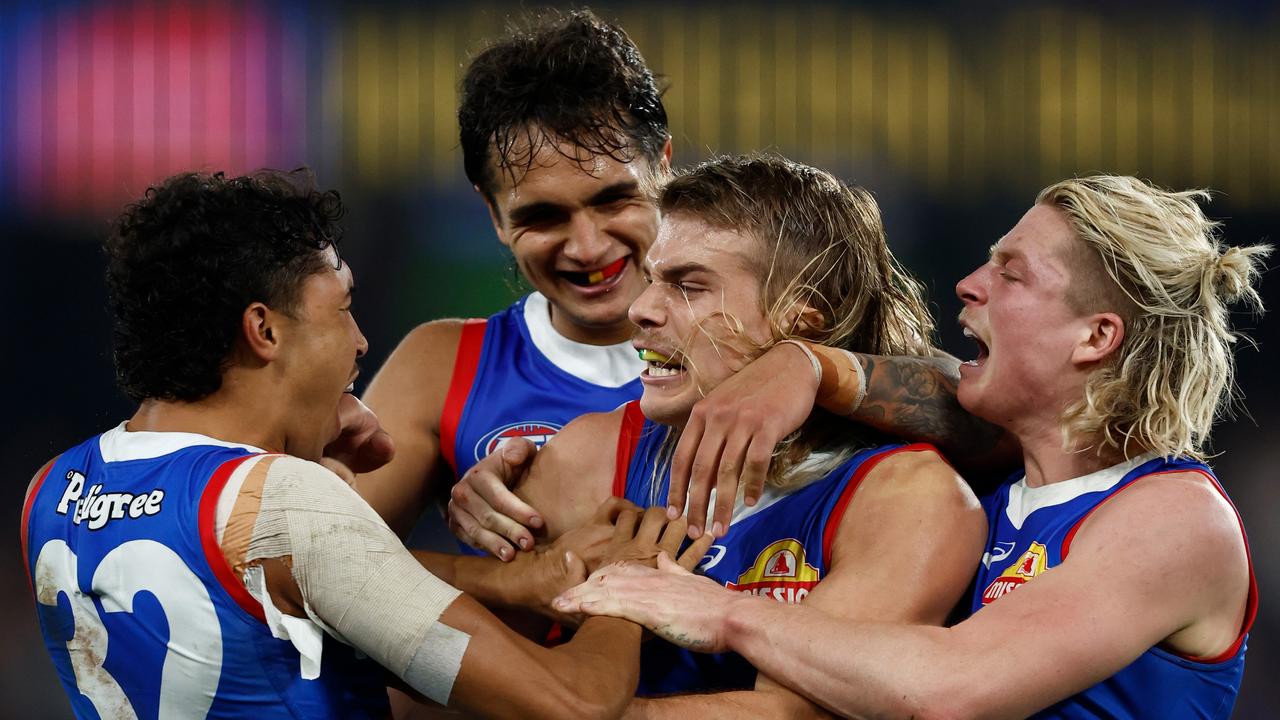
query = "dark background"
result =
(2, 1, 1275, 716)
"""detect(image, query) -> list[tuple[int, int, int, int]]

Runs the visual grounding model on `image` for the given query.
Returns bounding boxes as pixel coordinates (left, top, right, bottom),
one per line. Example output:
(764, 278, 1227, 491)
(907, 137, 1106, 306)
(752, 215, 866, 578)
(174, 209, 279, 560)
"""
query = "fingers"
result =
(740, 434, 771, 509)
(592, 496, 642, 525)
(709, 426, 753, 538)
(611, 507, 640, 544)
(657, 514, 690, 559)
(447, 500, 518, 561)
(562, 551, 588, 586)
(667, 411, 705, 520)
(674, 532, 715, 572)
(683, 412, 727, 540)
(660, 545, 701, 573)
(499, 438, 538, 475)
(449, 479, 536, 552)
(634, 506, 670, 546)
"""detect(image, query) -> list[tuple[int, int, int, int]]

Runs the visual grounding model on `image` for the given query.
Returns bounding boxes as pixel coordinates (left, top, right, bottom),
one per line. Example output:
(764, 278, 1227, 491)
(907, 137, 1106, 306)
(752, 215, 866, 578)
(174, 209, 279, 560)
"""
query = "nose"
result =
(352, 316, 369, 358)
(955, 264, 987, 307)
(562, 211, 611, 267)
(628, 279, 665, 329)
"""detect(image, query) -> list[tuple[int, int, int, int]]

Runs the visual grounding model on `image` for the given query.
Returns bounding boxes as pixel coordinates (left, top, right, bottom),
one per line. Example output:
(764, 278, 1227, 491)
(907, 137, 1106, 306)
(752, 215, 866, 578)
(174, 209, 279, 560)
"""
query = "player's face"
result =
(955, 204, 1091, 432)
(486, 136, 662, 345)
(629, 213, 772, 427)
(279, 246, 368, 459)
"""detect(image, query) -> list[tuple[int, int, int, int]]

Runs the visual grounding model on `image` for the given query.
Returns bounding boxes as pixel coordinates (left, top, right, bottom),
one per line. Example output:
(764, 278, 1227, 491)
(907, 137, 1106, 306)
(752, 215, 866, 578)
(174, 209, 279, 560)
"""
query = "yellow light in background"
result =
(325, 4, 1280, 208)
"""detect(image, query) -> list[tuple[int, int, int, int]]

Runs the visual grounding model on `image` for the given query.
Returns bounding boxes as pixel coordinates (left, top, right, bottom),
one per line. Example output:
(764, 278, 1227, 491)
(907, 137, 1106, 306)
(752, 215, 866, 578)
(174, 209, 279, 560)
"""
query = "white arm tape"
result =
(244, 455, 468, 705)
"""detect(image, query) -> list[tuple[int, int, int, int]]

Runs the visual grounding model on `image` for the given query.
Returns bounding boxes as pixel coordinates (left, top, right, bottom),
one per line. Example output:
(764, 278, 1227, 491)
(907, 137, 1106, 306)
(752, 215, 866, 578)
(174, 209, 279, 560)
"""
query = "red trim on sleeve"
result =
(822, 443, 940, 562)
(439, 319, 488, 476)
(1061, 468, 1258, 664)
(20, 459, 59, 591)
(612, 401, 646, 498)
(197, 454, 268, 624)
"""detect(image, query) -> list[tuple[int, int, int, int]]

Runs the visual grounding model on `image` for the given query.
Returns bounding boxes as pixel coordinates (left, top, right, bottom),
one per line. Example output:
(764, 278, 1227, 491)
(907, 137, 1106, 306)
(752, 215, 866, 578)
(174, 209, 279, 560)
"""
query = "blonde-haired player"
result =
(558, 175, 1266, 719)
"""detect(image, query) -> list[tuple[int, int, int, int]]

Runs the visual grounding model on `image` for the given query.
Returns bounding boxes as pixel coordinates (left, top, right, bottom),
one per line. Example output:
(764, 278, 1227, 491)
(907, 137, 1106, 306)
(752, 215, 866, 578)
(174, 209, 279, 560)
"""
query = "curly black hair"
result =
(459, 9, 669, 201)
(104, 169, 345, 403)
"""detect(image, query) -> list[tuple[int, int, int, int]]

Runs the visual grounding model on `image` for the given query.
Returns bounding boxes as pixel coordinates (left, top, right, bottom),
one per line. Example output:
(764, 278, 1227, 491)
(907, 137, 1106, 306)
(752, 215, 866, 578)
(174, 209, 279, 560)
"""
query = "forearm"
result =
(411, 550, 544, 610)
(539, 617, 644, 719)
(846, 351, 1018, 478)
(722, 596, 974, 720)
(626, 690, 829, 720)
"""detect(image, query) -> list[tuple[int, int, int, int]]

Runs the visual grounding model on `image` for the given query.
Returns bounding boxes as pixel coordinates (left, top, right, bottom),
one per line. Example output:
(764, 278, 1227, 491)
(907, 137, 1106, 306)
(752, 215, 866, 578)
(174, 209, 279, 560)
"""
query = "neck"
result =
(1016, 424, 1128, 488)
(127, 390, 286, 455)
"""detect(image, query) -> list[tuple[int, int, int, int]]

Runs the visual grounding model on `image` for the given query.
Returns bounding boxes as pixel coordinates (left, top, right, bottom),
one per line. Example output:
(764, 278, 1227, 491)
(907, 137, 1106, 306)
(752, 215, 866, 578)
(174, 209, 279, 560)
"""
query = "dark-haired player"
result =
(355, 10, 669, 552)
(21, 170, 706, 719)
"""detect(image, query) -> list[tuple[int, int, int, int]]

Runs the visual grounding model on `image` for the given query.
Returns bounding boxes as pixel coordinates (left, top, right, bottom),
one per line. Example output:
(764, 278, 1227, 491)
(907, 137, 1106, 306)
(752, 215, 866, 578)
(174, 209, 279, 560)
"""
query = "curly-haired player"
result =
(21, 169, 706, 719)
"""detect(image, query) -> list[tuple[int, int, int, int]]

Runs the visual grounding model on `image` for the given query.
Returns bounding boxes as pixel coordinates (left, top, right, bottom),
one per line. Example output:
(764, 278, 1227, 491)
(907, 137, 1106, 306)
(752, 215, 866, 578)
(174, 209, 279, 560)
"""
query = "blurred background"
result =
(2, 0, 1275, 716)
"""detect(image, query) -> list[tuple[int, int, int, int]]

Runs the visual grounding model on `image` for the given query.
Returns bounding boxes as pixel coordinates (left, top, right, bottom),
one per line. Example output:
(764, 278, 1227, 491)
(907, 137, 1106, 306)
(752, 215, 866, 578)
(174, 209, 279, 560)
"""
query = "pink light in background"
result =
(12, 0, 306, 216)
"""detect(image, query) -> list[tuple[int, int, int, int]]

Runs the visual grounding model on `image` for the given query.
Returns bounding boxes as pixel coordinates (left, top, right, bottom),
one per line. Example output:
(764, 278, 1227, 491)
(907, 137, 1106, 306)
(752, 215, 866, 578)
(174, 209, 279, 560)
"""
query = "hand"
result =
(553, 552, 742, 653)
(448, 439, 542, 561)
(669, 341, 818, 539)
(600, 505, 716, 571)
(550, 497, 644, 575)
(322, 393, 396, 483)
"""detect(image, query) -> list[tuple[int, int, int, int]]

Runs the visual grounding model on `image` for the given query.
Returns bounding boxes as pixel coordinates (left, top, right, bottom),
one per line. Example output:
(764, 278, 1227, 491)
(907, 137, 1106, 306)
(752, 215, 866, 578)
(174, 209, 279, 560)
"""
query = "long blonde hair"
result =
(1039, 175, 1270, 460)
(650, 154, 935, 493)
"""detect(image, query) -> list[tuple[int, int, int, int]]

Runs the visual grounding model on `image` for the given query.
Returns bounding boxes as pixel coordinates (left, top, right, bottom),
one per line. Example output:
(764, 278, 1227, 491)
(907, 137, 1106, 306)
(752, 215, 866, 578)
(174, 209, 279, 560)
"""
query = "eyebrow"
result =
(989, 243, 1023, 264)
(506, 180, 641, 227)
(648, 261, 716, 282)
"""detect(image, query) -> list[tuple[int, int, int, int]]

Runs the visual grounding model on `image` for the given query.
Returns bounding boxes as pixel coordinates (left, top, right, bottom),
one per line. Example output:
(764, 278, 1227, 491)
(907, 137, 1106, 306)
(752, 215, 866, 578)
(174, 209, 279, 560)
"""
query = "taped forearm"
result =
(780, 340, 868, 418)
(244, 455, 470, 705)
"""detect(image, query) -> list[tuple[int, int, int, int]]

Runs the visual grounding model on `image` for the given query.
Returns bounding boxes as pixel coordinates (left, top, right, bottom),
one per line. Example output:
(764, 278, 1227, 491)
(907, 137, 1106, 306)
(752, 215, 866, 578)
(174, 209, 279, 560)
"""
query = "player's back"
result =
(22, 424, 390, 719)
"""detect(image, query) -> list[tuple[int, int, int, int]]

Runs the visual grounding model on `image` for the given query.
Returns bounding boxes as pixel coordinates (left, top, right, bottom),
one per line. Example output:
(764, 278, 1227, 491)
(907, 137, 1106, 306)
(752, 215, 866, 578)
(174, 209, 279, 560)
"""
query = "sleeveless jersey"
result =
(972, 454, 1257, 719)
(22, 424, 391, 719)
(613, 401, 926, 695)
(440, 292, 643, 479)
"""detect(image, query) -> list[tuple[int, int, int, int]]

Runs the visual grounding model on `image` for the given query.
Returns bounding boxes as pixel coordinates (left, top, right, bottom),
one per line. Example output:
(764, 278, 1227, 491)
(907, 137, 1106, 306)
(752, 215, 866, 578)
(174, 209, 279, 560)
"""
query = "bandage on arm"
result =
(222, 455, 641, 719)
(784, 340, 868, 417)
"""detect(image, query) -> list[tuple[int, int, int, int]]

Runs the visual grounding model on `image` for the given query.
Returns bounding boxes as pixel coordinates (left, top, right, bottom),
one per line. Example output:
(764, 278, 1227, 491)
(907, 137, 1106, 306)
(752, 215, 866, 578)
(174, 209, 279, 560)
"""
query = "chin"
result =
(639, 395, 693, 428)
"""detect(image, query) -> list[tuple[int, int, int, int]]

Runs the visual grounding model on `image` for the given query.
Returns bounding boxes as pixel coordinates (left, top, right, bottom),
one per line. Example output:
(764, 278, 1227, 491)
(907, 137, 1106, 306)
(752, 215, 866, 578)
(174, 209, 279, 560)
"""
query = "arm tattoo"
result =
(852, 354, 1017, 479)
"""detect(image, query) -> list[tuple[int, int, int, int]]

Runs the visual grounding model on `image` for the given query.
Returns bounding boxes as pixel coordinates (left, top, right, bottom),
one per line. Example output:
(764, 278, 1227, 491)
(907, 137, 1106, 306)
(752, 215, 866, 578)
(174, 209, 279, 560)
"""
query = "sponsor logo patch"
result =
(981, 541, 1049, 605)
(726, 538, 820, 604)
(474, 421, 563, 461)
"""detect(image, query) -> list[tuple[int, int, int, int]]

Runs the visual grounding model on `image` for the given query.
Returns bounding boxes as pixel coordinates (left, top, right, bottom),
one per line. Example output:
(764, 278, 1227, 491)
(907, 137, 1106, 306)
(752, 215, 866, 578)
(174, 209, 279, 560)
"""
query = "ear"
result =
(661, 136, 673, 168)
(1070, 312, 1125, 366)
(476, 186, 510, 248)
(780, 300, 826, 339)
(241, 302, 283, 362)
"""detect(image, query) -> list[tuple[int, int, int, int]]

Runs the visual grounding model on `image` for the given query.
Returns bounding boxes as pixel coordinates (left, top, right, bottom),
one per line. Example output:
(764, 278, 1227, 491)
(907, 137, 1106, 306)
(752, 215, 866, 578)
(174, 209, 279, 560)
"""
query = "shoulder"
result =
(363, 319, 477, 417)
(858, 444, 980, 511)
(530, 408, 626, 476)
(1071, 468, 1245, 570)
(389, 319, 473, 364)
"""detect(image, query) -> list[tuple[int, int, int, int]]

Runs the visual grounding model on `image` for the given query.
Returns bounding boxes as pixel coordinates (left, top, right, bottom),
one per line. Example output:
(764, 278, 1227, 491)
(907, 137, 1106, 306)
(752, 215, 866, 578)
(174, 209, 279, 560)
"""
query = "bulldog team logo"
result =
(725, 538, 821, 603)
(473, 421, 563, 461)
(981, 541, 1049, 605)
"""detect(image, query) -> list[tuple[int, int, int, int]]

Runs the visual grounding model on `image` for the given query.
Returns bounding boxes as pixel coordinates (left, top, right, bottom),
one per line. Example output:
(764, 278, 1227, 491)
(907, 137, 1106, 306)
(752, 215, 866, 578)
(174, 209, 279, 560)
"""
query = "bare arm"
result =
(631, 448, 986, 718)
(224, 456, 696, 720)
(560, 471, 1250, 719)
(357, 320, 463, 538)
(670, 343, 1016, 539)
(449, 408, 625, 558)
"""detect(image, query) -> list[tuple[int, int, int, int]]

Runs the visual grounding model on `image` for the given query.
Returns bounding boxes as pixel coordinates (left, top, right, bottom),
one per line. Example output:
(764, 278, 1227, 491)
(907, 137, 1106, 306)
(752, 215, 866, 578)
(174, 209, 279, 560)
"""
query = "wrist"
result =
(806, 343, 868, 417)
(722, 591, 767, 655)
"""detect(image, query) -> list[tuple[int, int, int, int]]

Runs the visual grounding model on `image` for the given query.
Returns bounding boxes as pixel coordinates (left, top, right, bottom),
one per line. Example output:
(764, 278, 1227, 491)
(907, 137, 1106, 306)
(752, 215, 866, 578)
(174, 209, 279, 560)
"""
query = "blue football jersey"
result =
(22, 424, 391, 719)
(440, 292, 643, 479)
(972, 454, 1257, 719)
(613, 401, 927, 695)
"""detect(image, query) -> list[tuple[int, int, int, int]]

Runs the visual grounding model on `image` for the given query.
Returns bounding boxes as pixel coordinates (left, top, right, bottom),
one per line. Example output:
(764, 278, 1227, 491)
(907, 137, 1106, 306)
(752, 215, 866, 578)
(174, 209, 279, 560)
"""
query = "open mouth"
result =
(961, 327, 989, 366)
(559, 256, 628, 288)
(638, 348, 686, 378)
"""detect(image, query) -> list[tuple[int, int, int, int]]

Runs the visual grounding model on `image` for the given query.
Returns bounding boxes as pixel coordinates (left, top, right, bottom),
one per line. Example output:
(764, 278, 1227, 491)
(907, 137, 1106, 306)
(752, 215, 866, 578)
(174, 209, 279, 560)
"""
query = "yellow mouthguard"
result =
(638, 349, 673, 364)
